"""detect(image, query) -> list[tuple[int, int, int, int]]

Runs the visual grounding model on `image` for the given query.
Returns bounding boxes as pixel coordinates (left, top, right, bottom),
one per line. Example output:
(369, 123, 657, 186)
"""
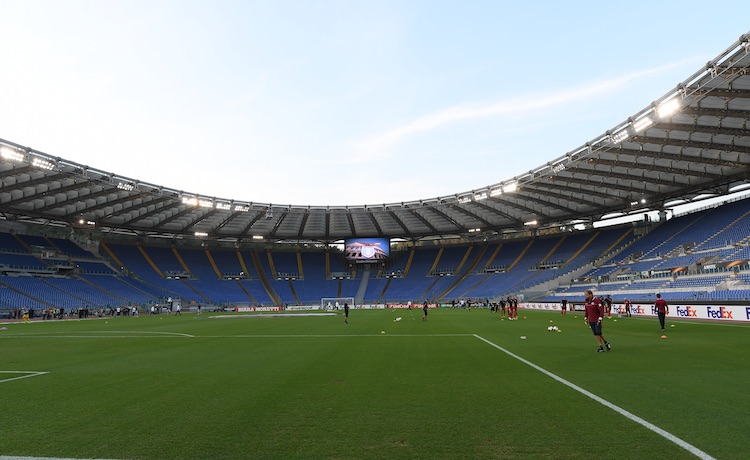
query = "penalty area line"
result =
(0, 371, 49, 384)
(472, 334, 715, 460)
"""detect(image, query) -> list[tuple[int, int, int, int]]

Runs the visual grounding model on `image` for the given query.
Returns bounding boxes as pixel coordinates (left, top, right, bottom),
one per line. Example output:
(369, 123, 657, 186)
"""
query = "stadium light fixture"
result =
(252, 235, 264, 240)
(633, 117, 653, 132)
(194, 231, 208, 238)
(216, 202, 231, 211)
(0, 147, 24, 162)
(182, 197, 198, 206)
(524, 220, 537, 226)
(502, 182, 518, 193)
(611, 130, 629, 144)
(198, 199, 213, 208)
(657, 98, 680, 118)
(458, 196, 472, 204)
(474, 192, 488, 201)
(489, 188, 502, 197)
(32, 158, 55, 170)
(117, 182, 135, 191)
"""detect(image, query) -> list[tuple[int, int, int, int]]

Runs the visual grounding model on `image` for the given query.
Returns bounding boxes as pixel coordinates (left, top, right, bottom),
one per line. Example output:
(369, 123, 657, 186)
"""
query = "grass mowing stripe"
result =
(473, 334, 716, 460)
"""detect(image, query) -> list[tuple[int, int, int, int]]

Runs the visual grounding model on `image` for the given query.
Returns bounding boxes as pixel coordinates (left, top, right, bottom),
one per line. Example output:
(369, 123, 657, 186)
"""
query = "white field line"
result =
(1, 333, 471, 339)
(0, 331, 193, 338)
(208, 313, 337, 318)
(0, 456, 118, 460)
(0, 371, 49, 384)
(473, 334, 715, 460)
(197, 333, 474, 338)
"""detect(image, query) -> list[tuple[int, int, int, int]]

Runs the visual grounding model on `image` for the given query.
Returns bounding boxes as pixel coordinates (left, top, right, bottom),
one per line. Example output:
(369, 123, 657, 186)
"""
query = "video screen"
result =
(344, 238, 389, 263)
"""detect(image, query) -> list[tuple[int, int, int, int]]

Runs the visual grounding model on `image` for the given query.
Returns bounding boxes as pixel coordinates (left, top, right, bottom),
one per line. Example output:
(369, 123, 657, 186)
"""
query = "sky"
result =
(0, 1, 749, 207)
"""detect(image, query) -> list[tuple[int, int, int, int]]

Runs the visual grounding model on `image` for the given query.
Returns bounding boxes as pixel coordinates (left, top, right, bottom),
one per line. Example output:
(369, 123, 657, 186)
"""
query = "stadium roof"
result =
(1, 33, 749, 243)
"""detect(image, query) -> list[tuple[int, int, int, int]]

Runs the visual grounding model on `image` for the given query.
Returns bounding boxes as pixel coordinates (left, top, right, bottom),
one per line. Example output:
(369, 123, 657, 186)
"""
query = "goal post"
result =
(321, 297, 355, 310)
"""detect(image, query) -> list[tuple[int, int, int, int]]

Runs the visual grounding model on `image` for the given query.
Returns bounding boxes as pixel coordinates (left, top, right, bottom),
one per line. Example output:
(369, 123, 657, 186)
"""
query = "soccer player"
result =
(422, 301, 428, 322)
(561, 298, 568, 316)
(22, 307, 31, 324)
(583, 290, 611, 353)
(175, 303, 181, 315)
(604, 294, 613, 317)
(654, 293, 668, 331)
(343, 302, 349, 324)
(623, 298, 631, 317)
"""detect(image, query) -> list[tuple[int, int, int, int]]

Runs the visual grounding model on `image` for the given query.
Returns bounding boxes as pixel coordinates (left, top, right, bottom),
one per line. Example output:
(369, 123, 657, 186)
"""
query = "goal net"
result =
(321, 297, 355, 310)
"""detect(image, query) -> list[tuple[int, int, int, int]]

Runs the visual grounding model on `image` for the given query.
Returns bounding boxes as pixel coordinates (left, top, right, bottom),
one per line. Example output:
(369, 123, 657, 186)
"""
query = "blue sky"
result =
(1, 1, 748, 206)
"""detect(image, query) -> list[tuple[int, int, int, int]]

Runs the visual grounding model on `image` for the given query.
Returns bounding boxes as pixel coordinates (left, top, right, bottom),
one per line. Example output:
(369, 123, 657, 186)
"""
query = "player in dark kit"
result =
(344, 302, 349, 324)
(561, 298, 568, 316)
(422, 301, 428, 322)
(654, 294, 668, 331)
(583, 290, 611, 352)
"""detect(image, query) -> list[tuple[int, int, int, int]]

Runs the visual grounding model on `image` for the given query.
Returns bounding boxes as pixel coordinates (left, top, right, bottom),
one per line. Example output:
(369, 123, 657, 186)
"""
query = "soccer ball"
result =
(547, 326, 553, 331)
(395, 317, 402, 322)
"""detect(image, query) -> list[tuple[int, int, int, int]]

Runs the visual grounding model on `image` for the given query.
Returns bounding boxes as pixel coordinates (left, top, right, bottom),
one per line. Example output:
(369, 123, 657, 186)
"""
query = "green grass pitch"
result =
(1, 308, 748, 459)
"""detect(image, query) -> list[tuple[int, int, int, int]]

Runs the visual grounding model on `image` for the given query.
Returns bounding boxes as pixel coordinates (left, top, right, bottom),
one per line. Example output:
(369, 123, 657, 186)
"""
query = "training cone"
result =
(660, 335, 667, 339)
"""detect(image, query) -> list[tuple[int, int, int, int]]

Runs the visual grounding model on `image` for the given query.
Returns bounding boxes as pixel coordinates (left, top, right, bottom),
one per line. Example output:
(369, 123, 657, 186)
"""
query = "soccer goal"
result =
(321, 297, 355, 310)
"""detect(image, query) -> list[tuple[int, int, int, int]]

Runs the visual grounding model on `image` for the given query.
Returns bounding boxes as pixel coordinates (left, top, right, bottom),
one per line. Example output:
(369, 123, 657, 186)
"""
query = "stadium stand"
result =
(2, 195, 750, 313)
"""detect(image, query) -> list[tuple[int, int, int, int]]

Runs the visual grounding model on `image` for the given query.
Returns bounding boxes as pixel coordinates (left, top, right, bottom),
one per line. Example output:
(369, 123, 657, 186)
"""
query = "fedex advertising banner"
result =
(522, 302, 750, 322)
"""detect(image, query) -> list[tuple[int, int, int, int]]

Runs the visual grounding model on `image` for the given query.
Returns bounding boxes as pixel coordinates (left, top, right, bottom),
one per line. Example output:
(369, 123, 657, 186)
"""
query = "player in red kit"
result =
(654, 293, 669, 331)
(583, 290, 611, 352)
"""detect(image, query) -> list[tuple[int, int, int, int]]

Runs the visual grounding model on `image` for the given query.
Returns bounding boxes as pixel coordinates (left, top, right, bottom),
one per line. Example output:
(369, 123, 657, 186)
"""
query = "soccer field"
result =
(1, 309, 748, 459)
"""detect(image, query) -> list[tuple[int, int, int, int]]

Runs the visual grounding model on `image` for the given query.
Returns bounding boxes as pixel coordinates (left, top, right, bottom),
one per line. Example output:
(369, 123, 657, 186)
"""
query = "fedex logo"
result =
(676, 306, 698, 317)
(747, 307, 750, 320)
(706, 306, 733, 319)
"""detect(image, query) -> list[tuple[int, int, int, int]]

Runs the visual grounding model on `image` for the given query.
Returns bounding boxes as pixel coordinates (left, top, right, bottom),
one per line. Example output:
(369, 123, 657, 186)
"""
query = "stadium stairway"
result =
(250, 250, 281, 305)
(355, 267, 370, 305)
(436, 244, 489, 300)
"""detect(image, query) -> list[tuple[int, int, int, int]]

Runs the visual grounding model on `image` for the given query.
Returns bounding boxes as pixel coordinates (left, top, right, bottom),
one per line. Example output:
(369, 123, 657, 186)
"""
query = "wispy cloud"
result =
(349, 58, 699, 163)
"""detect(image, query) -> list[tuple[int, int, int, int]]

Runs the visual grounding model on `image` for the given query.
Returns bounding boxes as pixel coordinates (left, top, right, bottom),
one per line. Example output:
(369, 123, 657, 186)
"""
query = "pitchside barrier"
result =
(522, 302, 750, 322)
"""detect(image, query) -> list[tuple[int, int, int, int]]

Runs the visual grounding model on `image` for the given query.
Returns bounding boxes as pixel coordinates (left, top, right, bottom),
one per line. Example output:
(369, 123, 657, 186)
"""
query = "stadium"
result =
(1, 12, 749, 460)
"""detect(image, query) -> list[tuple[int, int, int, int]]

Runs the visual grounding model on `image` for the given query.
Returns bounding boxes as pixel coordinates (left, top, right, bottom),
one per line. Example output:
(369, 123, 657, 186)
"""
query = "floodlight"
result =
(198, 200, 213, 208)
(182, 197, 198, 206)
(194, 231, 208, 237)
(0, 147, 24, 162)
(524, 220, 537, 226)
(489, 188, 502, 197)
(32, 158, 55, 170)
(252, 235, 264, 240)
(502, 182, 518, 193)
(216, 203, 231, 210)
(474, 192, 487, 201)
(657, 98, 680, 118)
(117, 182, 135, 191)
(458, 196, 471, 204)
(611, 130, 629, 144)
(633, 117, 653, 132)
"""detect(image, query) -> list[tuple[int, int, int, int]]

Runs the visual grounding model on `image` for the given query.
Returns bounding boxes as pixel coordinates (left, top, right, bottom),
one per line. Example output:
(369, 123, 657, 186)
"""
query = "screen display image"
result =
(344, 238, 389, 262)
